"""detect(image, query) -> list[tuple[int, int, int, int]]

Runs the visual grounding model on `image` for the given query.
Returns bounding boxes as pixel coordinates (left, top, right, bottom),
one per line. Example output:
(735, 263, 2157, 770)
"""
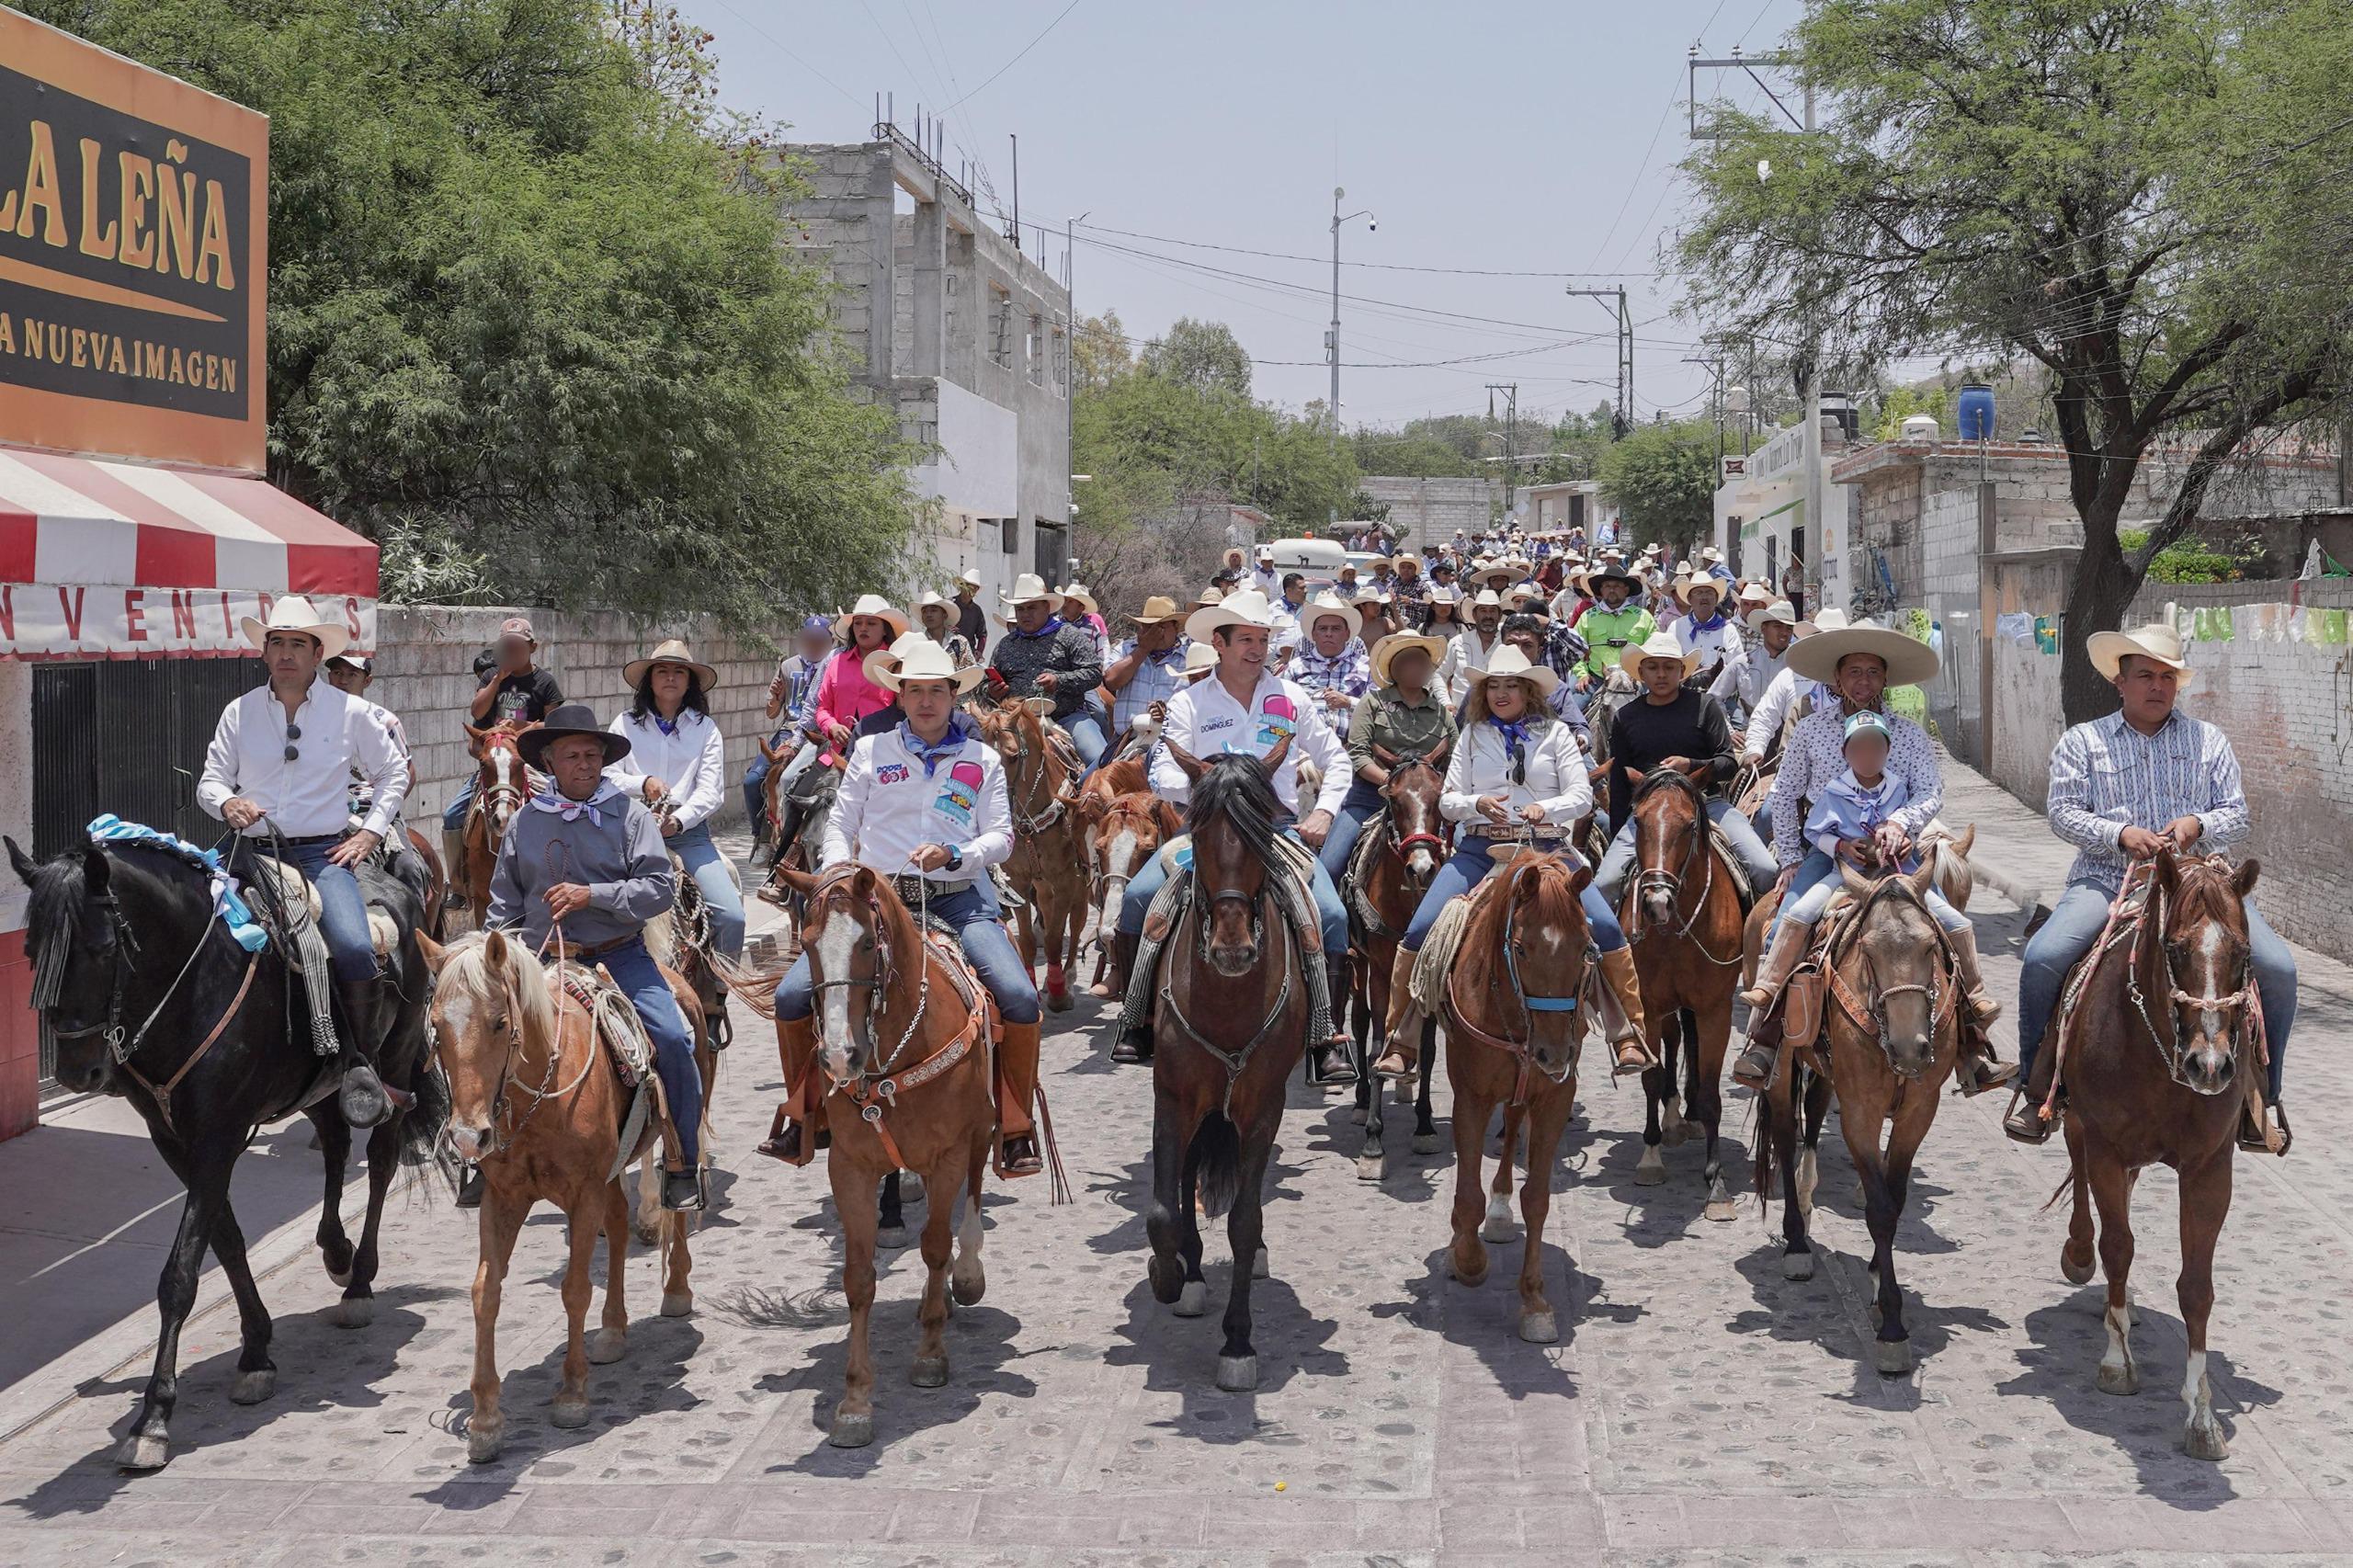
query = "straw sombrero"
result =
(1619, 630, 1703, 681)
(835, 593, 911, 639)
(1371, 633, 1448, 686)
(1786, 617, 1940, 687)
(2087, 622, 2196, 691)
(1301, 594, 1362, 638)
(622, 637, 719, 689)
(1185, 587, 1279, 644)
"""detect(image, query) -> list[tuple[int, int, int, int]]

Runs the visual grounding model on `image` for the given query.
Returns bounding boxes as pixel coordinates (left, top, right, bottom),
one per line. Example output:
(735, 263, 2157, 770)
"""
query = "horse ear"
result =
(1429, 739, 1452, 772)
(1163, 738, 1208, 783)
(483, 927, 510, 971)
(464, 723, 489, 756)
(1567, 856, 1594, 895)
(1838, 858, 1873, 900)
(81, 843, 110, 894)
(772, 863, 820, 899)
(2232, 857, 2260, 899)
(1262, 732, 1293, 777)
(2152, 844, 2180, 895)
(416, 930, 449, 974)
(1907, 858, 1938, 899)
(5, 836, 37, 889)
(1952, 823, 1976, 860)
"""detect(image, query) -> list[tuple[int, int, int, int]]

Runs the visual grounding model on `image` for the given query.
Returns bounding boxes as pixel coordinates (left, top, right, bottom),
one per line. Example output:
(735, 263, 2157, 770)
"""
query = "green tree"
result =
(1678, 0, 2353, 721)
(1595, 420, 1718, 556)
(1139, 318, 1253, 397)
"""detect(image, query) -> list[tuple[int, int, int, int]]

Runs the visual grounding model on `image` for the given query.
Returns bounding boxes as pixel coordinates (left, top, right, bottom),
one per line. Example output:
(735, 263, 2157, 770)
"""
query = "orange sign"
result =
(0, 9, 267, 474)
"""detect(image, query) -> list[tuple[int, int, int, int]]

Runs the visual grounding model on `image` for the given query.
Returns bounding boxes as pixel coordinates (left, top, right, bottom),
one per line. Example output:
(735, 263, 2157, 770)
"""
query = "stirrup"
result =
(2002, 1090, 2056, 1145)
(2239, 1100, 2290, 1156)
(1611, 1039, 1656, 1078)
(1954, 1053, 2015, 1097)
(997, 1133, 1043, 1176)
(660, 1166, 705, 1211)
(1371, 1047, 1416, 1083)
(1307, 1039, 1358, 1087)
(1730, 1037, 1777, 1088)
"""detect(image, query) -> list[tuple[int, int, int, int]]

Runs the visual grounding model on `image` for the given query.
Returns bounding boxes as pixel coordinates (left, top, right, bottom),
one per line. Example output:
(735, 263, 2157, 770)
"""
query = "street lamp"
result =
(1329, 186, 1374, 523)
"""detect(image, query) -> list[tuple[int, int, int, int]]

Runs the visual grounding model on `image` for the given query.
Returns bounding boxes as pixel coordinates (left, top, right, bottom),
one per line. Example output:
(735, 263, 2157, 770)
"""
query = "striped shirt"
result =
(1768, 702, 1941, 867)
(2048, 709, 2248, 894)
(1290, 640, 1373, 705)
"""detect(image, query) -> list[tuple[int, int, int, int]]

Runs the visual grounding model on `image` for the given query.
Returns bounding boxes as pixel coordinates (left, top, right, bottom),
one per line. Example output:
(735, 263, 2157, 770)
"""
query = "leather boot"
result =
(1597, 946, 1653, 1076)
(1111, 927, 1154, 1063)
(2240, 1097, 2290, 1156)
(440, 827, 469, 910)
(1372, 944, 1422, 1081)
(996, 1019, 1043, 1176)
(1946, 926, 2003, 1026)
(2002, 1038, 2061, 1143)
(334, 975, 406, 1129)
(1108, 929, 1139, 1001)
(1308, 952, 1358, 1085)
(1740, 918, 1813, 1010)
(1940, 929, 2014, 1095)
(756, 1015, 825, 1165)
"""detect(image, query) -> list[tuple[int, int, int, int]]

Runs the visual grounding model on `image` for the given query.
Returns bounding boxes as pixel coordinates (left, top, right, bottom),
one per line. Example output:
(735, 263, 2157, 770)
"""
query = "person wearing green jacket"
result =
(1576, 562, 1656, 687)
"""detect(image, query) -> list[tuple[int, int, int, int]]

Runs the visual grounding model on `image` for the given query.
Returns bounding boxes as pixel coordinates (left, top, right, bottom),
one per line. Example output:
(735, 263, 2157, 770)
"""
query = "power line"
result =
(1588, 65, 1688, 268)
(949, 0, 1085, 108)
(702, 0, 867, 110)
(1072, 220, 1656, 278)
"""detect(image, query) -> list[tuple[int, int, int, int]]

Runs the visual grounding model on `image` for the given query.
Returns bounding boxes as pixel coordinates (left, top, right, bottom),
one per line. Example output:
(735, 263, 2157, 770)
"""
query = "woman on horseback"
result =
(769, 597, 905, 862)
(606, 640, 745, 964)
(1372, 647, 1648, 1080)
(1316, 633, 1455, 882)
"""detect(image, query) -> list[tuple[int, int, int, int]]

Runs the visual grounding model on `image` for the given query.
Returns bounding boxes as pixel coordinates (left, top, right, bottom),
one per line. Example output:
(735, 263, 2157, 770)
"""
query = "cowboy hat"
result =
(1371, 633, 1448, 687)
(1469, 587, 1506, 612)
(1620, 629, 1703, 681)
(1059, 583, 1100, 616)
(1745, 598, 1802, 633)
(1587, 560, 1643, 591)
(1392, 553, 1422, 573)
(1793, 606, 1848, 638)
(2087, 622, 2197, 690)
(518, 702, 631, 768)
(622, 637, 720, 690)
(1349, 583, 1391, 608)
(240, 595, 351, 661)
(1700, 546, 1726, 564)
(1786, 616, 1940, 687)
(1185, 586, 1279, 643)
(1362, 555, 1392, 571)
(951, 569, 983, 590)
(1182, 642, 1218, 677)
(1467, 644, 1561, 698)
(1192, 586, 1224, 608)
(835, 593, 912, 639)
(1503, 583, 1542, 608)
(1735, 579, 1773, 606)
(1127, 595, 1187, 625)
(868, 638, 983, 693)
(1468, 562, 1517, 588)
(997, 573, 1060, 611)
(1299, 593, 1363, 639)
(914, 590, 958, 618)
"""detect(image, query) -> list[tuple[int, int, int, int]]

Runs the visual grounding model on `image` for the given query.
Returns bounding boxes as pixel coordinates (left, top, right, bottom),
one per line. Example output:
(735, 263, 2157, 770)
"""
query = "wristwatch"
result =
(944, 846, 963, 872)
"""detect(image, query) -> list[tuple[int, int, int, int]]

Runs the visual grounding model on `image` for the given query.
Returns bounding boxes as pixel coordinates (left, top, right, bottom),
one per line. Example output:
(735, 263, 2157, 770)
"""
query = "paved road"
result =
(2, 755, 2349, 1565)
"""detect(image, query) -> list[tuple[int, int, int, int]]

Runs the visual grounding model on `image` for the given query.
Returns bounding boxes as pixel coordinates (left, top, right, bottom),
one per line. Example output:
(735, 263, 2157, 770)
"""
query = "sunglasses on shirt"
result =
(284, 722, 301, 763)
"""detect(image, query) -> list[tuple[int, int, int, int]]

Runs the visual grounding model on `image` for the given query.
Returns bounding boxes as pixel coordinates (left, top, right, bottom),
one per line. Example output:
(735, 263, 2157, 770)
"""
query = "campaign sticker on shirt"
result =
(933, 760, 984, 831)
(1255, 693, 1299, 749)
(876, 762, 911, 786)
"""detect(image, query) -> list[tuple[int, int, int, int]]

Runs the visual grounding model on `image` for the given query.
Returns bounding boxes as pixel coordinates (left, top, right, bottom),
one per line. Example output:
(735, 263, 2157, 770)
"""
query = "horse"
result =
(1752, 860, 1961, 1376)
(7, 835, 444, 1471)
(634, 825, 733, 1245)
(1620, 767, 1745, 1220)
(755, 753, 841, 960)
(1743, 822, 1977, 993)
(2048, 851, 2263, 1460)
(457, 720, 540, 924)
(416, 928, 709, 1463)
(976, 698, 1088, 1012)
(1140, 740, 1317, 1392)
(1084, 790, 1181, 998)
(1344, 750, 1449, 1179)
(782, 863, 999, 1448)
(1430, 848, 1596, 1344)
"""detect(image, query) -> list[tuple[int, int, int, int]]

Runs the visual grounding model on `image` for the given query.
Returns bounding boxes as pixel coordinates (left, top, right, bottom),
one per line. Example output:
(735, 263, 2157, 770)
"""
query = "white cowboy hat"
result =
(835, 593, 911, 639)
(1745, 598, 1802, 633)
(1182, 642, 1218, 677)
(1700, 546, 1726, 563)
(1469, 587, 1506, 611)
(1467, 644, 1560, 698)
(997, 573, 1060, 611)
(1467, 562, 1517, 588)
(1059, 583, 1100, 615)
(622, 637, 719, 689)
(1793, 606, 1848, 638)
(2087, 622, 2197, 691)
(1620, 629, 1703, 681)
(867, 637, 983, 693)
(951, 569, 982, 590)
(1302, 593, 1362, 638)
(915, 590, 955, 615)
(1371, 633, 1448, 687)
(1185, 586, 1279, 643)
(240, 595, 351, 660)
(1786, 616, 1940, 687)
(1348, 583, 1391, 608)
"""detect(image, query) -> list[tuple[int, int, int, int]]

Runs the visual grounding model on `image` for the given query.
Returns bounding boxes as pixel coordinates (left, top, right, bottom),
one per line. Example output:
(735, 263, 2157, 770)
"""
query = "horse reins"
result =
(1626, 779, 1743, 968)
(1821, 876, 1960, 1077)
(1442, 859, 1590, 1108)
(1158, 881, 1297, 1119)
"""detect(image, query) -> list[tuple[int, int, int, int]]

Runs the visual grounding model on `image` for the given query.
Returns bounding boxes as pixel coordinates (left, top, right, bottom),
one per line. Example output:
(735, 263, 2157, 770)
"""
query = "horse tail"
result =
(1188, 1112, 1244, 1220)
(399, 1054, 458, 1190)
(1752, 1075, 1779, 1213)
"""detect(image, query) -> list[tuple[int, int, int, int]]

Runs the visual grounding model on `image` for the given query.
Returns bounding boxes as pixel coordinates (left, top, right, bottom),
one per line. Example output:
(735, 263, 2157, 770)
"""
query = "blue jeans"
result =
(1062, 711, 1109, 769)
(666, 823, 746, 960)
(1594, 798, 1779, 905)
(773, 878, 1040, 1024)
(600, 936, 701, 1165)
(2018, 881, 2296, 1100)
(1400, 839, 1627, 954)
(271, 836, 379, 983)
(1316, 778, 1386, 881)
(442, 775, 476, 834)
(1766, 848, 1842, 944)
(1785, 854, 1967, 931)
(1118, 829, 1349, 955)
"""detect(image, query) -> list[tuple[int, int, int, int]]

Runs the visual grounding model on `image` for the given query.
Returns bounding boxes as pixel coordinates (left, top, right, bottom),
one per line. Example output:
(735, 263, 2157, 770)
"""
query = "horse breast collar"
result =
(2051, 861, 2262, 1099)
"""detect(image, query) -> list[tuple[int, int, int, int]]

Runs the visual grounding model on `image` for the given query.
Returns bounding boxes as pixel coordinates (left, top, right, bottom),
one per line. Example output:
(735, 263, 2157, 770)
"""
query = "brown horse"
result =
(1753, 861, 1960, 1376)
(1084, 790, 1181, 997)
(1621, 768, 1745, 1218)
(2049, 851, 2262, 1459)
(786, 864, 1000, 1448)
(419, 929, 708, 1463)
(1435, 848, 1596, 1344)
(1345, 750, 1449, 1179)
(1144, 741, 1311, 1392)
(977, 699, 1088, 1012)
(457, 721, 540, 924)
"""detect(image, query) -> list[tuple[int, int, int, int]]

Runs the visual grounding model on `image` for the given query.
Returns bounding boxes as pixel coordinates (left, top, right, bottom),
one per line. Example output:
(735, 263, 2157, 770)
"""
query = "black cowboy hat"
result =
(517, 702, 632, 768)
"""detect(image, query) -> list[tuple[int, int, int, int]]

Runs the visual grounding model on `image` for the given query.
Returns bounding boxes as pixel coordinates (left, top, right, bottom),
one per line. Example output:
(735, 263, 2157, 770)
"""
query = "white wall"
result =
(915, 380, 1023, 608)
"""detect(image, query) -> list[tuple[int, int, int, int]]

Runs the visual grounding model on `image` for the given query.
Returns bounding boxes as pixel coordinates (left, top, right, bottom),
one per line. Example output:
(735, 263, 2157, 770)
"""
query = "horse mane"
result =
(1631, 766, 1703, 810)
(1186, 751, 1281, 863)
(25, 842, 215, 1009)
(436, 931, 558, 1054)
(2168, 855, 2248, 932)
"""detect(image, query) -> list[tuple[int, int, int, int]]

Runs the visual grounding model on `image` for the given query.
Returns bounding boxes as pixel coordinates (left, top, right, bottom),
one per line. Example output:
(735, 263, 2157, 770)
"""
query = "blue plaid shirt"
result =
(2048, 709, 2248, 894)
(1289, 640, 1373, 704)
(1109, 636, 1192, 731)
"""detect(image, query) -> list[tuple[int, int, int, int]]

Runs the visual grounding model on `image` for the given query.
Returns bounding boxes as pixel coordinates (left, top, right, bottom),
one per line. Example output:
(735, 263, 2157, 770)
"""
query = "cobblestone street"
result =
(2, 756, 2348, 1566)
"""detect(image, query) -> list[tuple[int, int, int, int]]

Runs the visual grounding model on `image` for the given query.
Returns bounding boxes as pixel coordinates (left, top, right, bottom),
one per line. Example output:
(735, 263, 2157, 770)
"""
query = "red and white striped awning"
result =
(0, 443, 378, 660)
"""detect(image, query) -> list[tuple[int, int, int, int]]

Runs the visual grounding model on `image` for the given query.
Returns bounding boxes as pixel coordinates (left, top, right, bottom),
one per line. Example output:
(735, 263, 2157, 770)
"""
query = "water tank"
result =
(1957, 382, 1995, 441)
(1818, 390, 1859, 440)
(1901, 414, 1939, 442)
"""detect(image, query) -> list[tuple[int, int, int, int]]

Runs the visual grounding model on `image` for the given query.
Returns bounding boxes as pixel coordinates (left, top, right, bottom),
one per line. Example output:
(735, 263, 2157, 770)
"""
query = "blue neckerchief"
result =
(1688, 610, 1726, 633)
(899, 717, 971, 778)
(1009, 615, 1066, 640)
(1487, 715, 1532, 759)
(530, 780, 623, 827)
(653, 713, 681, 737)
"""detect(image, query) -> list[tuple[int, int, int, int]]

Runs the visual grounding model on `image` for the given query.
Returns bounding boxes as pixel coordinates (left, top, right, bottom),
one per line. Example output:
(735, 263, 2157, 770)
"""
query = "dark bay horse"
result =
(1346, 750, 1448, 1179)
(977, 699, 1088, 1013)
(8, 835, 444, 1471)
(2051, 851, 2261, 1459)
(1144, 740, 1312, 1392)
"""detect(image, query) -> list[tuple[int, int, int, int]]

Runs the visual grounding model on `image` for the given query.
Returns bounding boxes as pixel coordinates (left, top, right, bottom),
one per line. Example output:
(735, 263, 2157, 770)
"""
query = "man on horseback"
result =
(987, 574, 1109, 768)
(1715, 598, 1800, 745)
(1668, 574, 1743, 691)
(2002, 624, 2295, 1153)
(1103, 597, 1191, 741)
(1574, 560, 1655, 689)
(765, 641, 1045, 1175)
(489, 704, 705, 1210)
(442, 617, 563, 903)
(1317, 632, 1456, 881)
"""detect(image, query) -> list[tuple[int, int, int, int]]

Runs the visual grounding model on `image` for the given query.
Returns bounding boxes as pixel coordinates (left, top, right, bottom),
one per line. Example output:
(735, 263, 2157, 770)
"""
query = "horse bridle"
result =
(995, 711, 1073, 835)
(802, 868, 932, 1100)
(2133, 873, 2260, 1095)
(1836, 876, 1955, 1076)
(1626, 777, 1742, 967)
(1160, 876, 1295, 1119)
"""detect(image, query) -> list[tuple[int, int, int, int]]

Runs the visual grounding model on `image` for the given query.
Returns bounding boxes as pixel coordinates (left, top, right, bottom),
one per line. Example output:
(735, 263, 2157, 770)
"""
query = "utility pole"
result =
(1486, 383, 1520, 518)
(1328, 187, 1374, 524)
(1566, 287, 1632, 436)
(1065, 211, 1089, 534)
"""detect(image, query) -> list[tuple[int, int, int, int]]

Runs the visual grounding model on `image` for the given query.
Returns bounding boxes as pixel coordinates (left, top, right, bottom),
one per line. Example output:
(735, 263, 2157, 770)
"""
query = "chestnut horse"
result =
(418, 929, 709, 1463)
(457, 721, 539, 924)
(1435, 848, 1597, 1344)
(784, 864, 999, 1448)
(1753, 861, 1960, 1376)
(1144, 741, 1311, 1392)
(1620, 767, 1745, 1219)
(2050, 852, 2263, 1460)
(1084, 790, 1181, 998)
(977, 699, 1088, 1012)
(1345, 751, 1449, 1179)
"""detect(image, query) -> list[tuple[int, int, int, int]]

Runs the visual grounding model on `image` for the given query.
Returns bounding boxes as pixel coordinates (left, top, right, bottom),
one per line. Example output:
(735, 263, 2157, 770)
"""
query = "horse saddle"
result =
(1040, 721, 1086, 778)
(1702, 823, 1759, 918)
(556, 960, 653, 1091)
(246, 856, 401, 961)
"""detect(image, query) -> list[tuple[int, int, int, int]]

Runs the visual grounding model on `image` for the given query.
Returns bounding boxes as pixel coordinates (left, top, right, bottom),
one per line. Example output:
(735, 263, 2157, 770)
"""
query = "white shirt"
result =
(1440, 717, 1593, 831)
(1710, 639, 1788, 714)
(1674, 614, 1744, 675)
(1151, 669, 1350, 819)
(824, 722, 1012, 882)
(1440, 626, 1501, 694)
(199, 676, 410, 839)
(606, 709, 726, 831)
(1740, 666, 1831, 763)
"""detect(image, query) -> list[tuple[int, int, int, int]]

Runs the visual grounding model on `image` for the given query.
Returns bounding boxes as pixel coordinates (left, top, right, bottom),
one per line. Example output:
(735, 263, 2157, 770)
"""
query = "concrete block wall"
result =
(1362, 476, 1502, 552)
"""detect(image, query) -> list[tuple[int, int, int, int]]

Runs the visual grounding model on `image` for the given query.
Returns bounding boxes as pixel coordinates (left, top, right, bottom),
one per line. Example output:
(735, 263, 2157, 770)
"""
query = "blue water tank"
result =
(1956, 382, 1995, 442)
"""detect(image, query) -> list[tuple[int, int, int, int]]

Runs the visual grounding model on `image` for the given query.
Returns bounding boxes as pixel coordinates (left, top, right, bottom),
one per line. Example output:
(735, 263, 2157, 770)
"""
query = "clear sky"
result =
(675, 0, 1807, 435)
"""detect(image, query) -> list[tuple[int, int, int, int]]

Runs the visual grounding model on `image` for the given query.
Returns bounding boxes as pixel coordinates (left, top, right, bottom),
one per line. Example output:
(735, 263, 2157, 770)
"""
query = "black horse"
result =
(6, 835, 445, 1471)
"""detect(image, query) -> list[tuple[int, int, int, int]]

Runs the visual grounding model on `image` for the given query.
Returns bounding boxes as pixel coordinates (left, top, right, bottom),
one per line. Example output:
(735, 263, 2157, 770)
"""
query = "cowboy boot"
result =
(996, 1019, 1043, 1176)
(1597, 946, 1653, 1077)
(334, 974, 407, 1129)
(1946, 926, 2004, 1028)
(2002, 1036, 2062, 1144)
(1372, 944, 1422, 1081)
(1943, 927, 2016, 1096)
(1732, 920, 1813, 1087)
(2240, 1098, 2291, 1156)
(1112, 930, 1154, 1064)
(756, 1014, 825, 1165)
(1309, 952, 1359, 1085)
(440, 827, 469, 911)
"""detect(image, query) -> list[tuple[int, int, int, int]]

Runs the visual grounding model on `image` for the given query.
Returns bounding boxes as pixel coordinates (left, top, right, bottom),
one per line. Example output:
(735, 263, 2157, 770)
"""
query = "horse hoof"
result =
(952, 1270, 985, 1307)
(1174, 1280, 1209, 1317)
(117, 1432, 171, 1472)
(1633, 1148, 1667, 1187)
(2183, 1417, 2229, 1462)
(1873, 1339, 1914, 1377)
(329, 1293, 373, 1330)
(1781, 1250, 1816, 1282)
(2097, 1363, 2141, 1396)
(661, 1289, 695, 1318)
(1518, 1310, 1559, 1345)
(1045, 989, 1074, 1014)
(1214, 1355, 1259, 1392)
(876, 1225, 910, 1251)
(829, 1411, 875, 1449)
(588, 1328, 628, 1364)
(2061, 1249, 2097, 1287)
(1251, 1247, 1268, 1280)
(550, 1396, 592, 1430)
(1704, 1195, 1739, 1224)
(1148, 1254, 1185, 1305)
(1356, 1153, 1385, 1183)
(464, 1426, 504, 1465)
(1451, 1249, 1489, 1288)
(1411, 1132, 1443, 1155)
(911, 1356, 949, 1389)
(1349, 1106, 1369, 1126)
(898, 1172, 926, 1201)
(230, 1369, 277, 1405)
(1480, 1215, 1517, 1244)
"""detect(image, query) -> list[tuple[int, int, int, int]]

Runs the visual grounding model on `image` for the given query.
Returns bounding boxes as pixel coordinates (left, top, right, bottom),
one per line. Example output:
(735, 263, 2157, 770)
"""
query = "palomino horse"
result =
(8, 836, 443, 1471)
(1434, 848, 1597, 1344)
(1753, 861, 1961, 1376)
(1084, 790, 1181, 998)
(2050, 851, 2264, 1460)
(1344, 750, 1449, 1179)
(1621, 768, 1746, 1218)
(457, 721, 540, 924)
(1144, 741, 1312, 1392)
(783, 864, 999, 1448)
(1741, 823, 1976, 994)
(977, 698, 1089, 1012)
